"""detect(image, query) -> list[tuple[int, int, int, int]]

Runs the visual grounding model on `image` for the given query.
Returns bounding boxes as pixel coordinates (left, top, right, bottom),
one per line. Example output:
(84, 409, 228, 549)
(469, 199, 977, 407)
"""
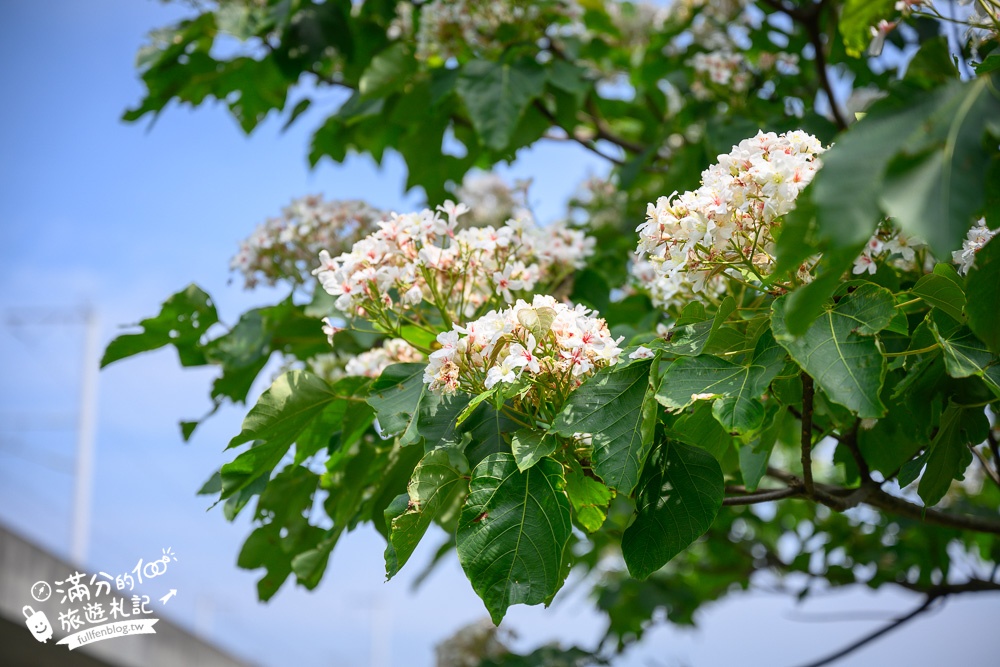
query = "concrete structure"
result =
(0, 522, 255, 667)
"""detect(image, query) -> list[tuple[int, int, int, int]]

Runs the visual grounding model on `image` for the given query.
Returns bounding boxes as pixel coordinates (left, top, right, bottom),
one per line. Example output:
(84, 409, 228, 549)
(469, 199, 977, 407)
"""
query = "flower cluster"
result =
(635, 130, 826, 298)
(852, 224, 926, 276)
(423, 295, 623, 413)
(345, 339, 423, 378)
(308, 339, 422, 384)
(231, 196, 385, 289)
(953, 219, 998, 275)
(455, 172, 528, 228)
(689, 51, 751, 98)
(313, 204, 595, 328)
(409, 0, 583, 63)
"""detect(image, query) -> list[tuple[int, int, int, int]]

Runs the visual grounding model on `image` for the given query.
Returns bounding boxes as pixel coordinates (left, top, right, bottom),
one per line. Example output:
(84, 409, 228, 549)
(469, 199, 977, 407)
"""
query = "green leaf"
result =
(878, 76, 1000, 259)
(511, 430, 558, 471)
(667, 403, 734, 463)
(662, 297, 737, 357)
(457, 454, 572, 623)
(564, 460, 612, 533)
(966, 236, 1000, 353)
(839, 0, 895, 57)
(656, 329, 785, 435)
(359, 43, 415, 98)
(456, 59, 547, 151)
(417, 391, 471, 446)
(782, 246, 865, 336)
(221, 371, 338, 499)
(461, 403, 520, 466)
(385, 448, 469, 579)
(551, 358, 656, 494)
(979, 54, 1000, 75)
(101, 284, 217, 367)
(621, 441, 724, 579)
(367, 363, 427, 445)
(910, 269, 967, 323)
(927, 312, 996, 379)
(772, 284, 894, 418)
(916, 401, 986, 506)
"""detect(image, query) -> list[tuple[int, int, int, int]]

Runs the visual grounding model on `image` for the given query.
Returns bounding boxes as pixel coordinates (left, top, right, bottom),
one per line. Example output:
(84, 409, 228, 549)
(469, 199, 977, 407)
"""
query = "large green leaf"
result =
(914, 401, 987, 506)
(910, 266, 966, 323)
(621, 441, 724, 579)
(656, 329, 785, 435)
(236, 465, 323, 601)
(879, 76, 1000, 258)
(367, 363, 427, 445)
(385, 448, 469, 579)
(460, 402, 520, 466)
(772, 284, 894, 418)
(966, 236, 1000, 353)
(810, 76, 1000, 260)
(551, 358, 656, 495)
(927, 312, 996, 380)
(221, 371, 342, 501)
(457, 454, 572, 623)
(101, 284, 217, 368)
(661, 297, 736, 357)
(359, 43, 415, 97)
(456, 59, 547, 151)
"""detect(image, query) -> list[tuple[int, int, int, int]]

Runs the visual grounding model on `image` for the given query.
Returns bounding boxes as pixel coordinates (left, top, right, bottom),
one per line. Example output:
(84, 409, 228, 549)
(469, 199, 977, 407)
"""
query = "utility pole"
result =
(71, 306, 100, 566)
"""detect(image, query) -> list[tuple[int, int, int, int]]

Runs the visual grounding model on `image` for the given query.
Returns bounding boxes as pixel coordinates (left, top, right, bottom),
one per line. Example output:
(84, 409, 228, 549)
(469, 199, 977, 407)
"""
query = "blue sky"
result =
(0, 2, 996, 666)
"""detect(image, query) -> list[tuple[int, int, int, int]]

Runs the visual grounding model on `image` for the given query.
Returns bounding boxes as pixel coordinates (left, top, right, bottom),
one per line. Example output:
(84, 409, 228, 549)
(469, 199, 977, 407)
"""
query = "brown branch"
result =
(863, 485, 1000, 536)
(532, 100, 626, 166)
(800, 373, 816, 495)
(802, 7, 849, 130)
(971, 444, 1000, 488)
(792, 595, 943, 667)
(842, 419, 871, 482)
(761, 465, 1000, 536)
(756, 0, 848, 130)
(584, 97, 646, 154)
(724, 486, 804, 505)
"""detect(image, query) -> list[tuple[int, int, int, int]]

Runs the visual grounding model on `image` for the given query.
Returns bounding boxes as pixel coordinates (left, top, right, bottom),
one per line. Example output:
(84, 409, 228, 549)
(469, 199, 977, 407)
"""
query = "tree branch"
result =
(842, 419, 871, 481)
(724, 486, 804, 505)
(584, 97, 647, 154)
(761, 465, 1000, 535)
(532, 100, 626, 166)
(792, 595, 943, 667)
(863, 485, 1000, 536)
(971, 444, 1000, 488)
(802, 7, 849, 131)
(800, 373, 816, 496)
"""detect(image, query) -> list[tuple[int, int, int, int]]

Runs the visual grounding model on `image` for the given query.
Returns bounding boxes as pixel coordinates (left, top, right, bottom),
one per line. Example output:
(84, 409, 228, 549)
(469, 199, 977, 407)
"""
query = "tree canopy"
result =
(107, 1, 1000, 664)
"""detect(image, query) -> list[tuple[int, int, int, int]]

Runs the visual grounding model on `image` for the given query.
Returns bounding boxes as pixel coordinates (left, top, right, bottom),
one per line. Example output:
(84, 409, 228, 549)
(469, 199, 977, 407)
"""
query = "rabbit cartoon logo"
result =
(23, 606, 54, 643)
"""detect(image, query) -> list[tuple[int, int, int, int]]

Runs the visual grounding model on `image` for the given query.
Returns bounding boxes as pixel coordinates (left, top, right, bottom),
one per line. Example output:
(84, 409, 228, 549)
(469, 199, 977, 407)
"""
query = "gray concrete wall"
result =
(0, 522, 256, 667)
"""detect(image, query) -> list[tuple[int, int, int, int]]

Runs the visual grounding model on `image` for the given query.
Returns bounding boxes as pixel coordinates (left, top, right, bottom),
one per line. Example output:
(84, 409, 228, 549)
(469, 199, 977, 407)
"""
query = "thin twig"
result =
(800, 373, 816, 495)
(584, 96, 646, 153)
(971, 445, 1000, 488)
(791, 596, 943, 667)
(724, 486, 804, 505)
(842, 419, 871, 482)
(763, 465, 1000, 535)
(803, 9, 849, 130)
(532, 100, 626, 165)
